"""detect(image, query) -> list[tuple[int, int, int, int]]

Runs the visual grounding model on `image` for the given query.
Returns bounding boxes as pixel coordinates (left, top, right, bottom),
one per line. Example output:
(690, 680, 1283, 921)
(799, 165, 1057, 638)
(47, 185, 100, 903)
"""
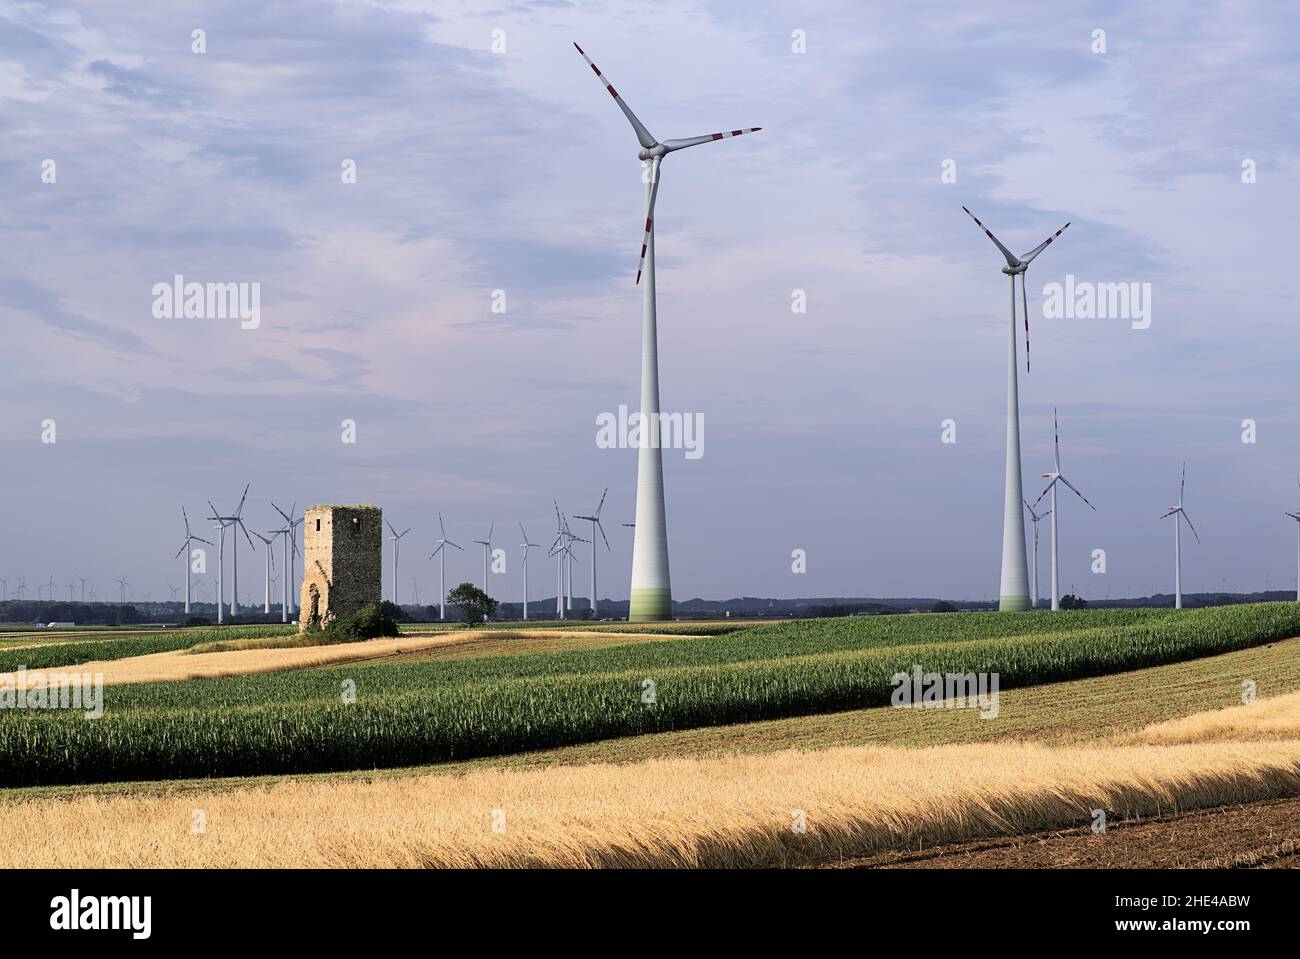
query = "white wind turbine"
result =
(473, 523, 495, 594)
(1032, 409, 1096, 612)
(272, 501, 302, 617)
(210, 485, 254, 620)
(250, 531, 276, 614)
(76, 575, 88, 602)
(113, 575, 129, 605)
(386, 520, 412, 606)
(575, 42, 760, 622)
(1160, 462, 1200, 609)
(1023, 499, 1051, 610)
(1284, 477, 1300, 602)
(519, 522, 541, 621)
(174, 506, 214, 615)
(40, 573, 56, 602)
(428, 513, 464, 621)
(574, 488, 611, 618)
(962, 207, 1070, 611)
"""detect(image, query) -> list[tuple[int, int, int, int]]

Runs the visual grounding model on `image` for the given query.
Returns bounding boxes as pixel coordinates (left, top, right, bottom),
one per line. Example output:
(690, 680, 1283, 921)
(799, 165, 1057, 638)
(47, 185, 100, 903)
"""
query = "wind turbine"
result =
(574, 488, 611, 618)
(250, 531, 276, 614)
(473, 523, 495, 594)
(166, 582, 180, 602)
(386, 520, 412, 605)
(113, 575, 129, 605)
(40, 573, 55, 602)
(0, 577, 8, 602)
(1023, 500, 1051, 609)
(1032, 408, 1096, 612)
(210, 485, 254, 620)
(962, 207, 1070, 611)
(428, 513, 464, 621)
(14, 578, 27, 600)
(174, 507, 214, 615)
(272, 502, 303, 617)
(1160, 462, 1200, 609)
(519, 522, 541, 621)
(76, 575, 88, 602)
(574, 42, 760, 622)
(65, 579, 77, 602)
(1284, 477, 1300, 602)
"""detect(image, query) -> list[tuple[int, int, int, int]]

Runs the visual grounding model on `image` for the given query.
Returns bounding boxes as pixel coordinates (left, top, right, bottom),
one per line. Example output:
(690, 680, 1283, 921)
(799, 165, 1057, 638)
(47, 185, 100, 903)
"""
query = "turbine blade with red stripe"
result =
(1020, 271, 1031, 373)
(635, 156, 662, 284)
(1020, 221, 1070, 264)
(661, 128, 762, 153)
(962, 206, 1020, 269)
(573, 43, 657, 149)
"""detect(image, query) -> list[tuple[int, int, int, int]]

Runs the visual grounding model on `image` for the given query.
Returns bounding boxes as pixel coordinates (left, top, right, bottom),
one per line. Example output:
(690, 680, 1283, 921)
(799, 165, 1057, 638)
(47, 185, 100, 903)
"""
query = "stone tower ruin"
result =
(299, 504, 382, 632)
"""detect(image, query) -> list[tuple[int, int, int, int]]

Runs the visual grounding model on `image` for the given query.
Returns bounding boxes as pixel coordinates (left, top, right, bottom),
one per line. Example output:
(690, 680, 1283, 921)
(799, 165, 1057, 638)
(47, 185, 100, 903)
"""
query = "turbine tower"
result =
(1032, 408, 1096, 611)
(575, 42, 760, 621)
(962, 207, 1070, 611)
(574, 488, 611, 618)
(174, 506, 213, 615)
(473, 523, 495, 594)
(210, 485, 254, 620)
(1160, 462, 1199, 609)
(519, 523, 541, 621)
(271, 502, 302, 618)
(1023, 499, 1051, 610)
(428, 513, 463, 621)
(386, 520, 412, 606)
(250, 531, 276, 614)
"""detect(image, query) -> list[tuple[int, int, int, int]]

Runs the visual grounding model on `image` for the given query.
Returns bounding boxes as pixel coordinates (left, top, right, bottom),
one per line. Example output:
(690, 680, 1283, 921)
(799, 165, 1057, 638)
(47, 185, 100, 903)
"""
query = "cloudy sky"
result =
(1, 0, 1298, 606)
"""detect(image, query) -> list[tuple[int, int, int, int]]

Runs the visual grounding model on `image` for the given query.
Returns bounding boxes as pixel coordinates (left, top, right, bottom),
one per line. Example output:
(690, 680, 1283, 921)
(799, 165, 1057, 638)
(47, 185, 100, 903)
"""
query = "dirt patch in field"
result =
(825, 796, 1300, 869)
(0, 629, 688, 687)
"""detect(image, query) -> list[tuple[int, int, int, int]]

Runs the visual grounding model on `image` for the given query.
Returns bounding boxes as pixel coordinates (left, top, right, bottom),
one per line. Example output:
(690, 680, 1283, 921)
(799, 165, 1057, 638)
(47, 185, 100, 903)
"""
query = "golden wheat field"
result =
(3, 695, 1300, 868)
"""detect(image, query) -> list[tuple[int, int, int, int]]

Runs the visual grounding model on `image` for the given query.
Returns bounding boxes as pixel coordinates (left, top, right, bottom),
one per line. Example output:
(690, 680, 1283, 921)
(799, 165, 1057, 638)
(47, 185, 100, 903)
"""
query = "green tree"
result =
(1060, 594, 1089, 610)
(446, 583, 497, 626)
(931, 600, 957, 613)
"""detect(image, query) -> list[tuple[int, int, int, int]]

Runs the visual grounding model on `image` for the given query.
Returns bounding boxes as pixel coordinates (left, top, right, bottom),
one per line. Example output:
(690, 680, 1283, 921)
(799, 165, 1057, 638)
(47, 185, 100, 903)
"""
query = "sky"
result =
(1, 0, 1299, 606)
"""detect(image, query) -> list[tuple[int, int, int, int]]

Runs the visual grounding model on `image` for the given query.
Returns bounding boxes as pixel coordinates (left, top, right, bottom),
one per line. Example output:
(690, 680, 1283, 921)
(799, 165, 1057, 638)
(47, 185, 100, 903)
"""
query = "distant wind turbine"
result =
(519, 523, 541, 621)
(386, 520, 413, 606)
(1032, 409, 1096, 611)
(1023, 500, 1050, 610)
(272, 501, 303, 617)
(1284, 477, 1300, 602)
(250, 531, 276, 614)
(962, 206, 1070, 611)
(573, 488, 611, 618)
(174, 507, 214, 615)
(113, 575, 129, 605)
(1160, 462, 1200, 609)
(473, 522, 495, 595)
(428, 513, 464, 621)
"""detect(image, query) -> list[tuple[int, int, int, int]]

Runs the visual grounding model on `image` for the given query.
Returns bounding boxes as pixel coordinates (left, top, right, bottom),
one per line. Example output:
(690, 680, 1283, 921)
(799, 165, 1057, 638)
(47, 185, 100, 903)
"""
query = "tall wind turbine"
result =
(574, 488, 611, 618)
(386, 520, 412, 605)
(210, 485, 254, 619)
(473, 523, 495, 594)
(962, 207, 1070, 611)
(519, 523, 541, 621)
(1033, 408, 1096, 611)
(113, 575, 129, 605)
(1284, 478, 1300, 602)
(40, 573, 56, 602)
(175, 507, 213, 615)
(1160, 462, 1199, 609)
(250, 531, 276, 614)
(76, 575, 88, 603)
(575, 43, 760, 622)
(1023, 499, 1050, 609)
(428, 513, 464, 621)
(65, 579, 77, 602)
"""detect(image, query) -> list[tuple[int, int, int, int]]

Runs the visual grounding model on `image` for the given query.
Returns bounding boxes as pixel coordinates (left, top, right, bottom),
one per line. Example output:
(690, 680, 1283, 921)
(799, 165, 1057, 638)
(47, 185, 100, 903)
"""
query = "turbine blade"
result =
(400, 527, 412, 538)
(1020, 271, 1030, 373)
(1181, 509, 1201, 542)
(448, 540, 464, 552)
(661, 128, 761, 152)
(961, 206, 1019, 269)
(1058, 475, 1097, 511)
(1053, 407, 1060, 472)
(596, 487, 608, 518)
(430, 543, 444, 559)
(1160, 509, 1178, 519)
(1030, 480, 1055, 509)
(173, 542, 188, 560)
(635, 156, 662, 285)
(597, 518, 611, 551)
(573, 43, 657, 149)
(1180, 461, 1186, 506)
(1020, 221, 1070, 264)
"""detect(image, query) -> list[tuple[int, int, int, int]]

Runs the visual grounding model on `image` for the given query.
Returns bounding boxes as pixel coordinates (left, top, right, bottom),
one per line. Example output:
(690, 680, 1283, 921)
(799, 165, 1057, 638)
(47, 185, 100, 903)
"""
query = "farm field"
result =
(1, 604, 1298, 788)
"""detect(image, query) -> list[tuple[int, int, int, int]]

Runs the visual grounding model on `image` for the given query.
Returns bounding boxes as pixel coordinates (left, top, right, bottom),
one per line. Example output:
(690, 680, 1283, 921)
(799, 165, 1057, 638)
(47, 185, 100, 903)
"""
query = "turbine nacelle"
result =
(638, 144, 668, 161)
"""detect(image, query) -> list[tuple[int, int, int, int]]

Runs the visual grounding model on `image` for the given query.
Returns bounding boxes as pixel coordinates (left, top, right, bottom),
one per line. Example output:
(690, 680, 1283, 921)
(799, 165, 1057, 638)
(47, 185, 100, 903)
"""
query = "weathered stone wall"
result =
(299, 504, 382, 632)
